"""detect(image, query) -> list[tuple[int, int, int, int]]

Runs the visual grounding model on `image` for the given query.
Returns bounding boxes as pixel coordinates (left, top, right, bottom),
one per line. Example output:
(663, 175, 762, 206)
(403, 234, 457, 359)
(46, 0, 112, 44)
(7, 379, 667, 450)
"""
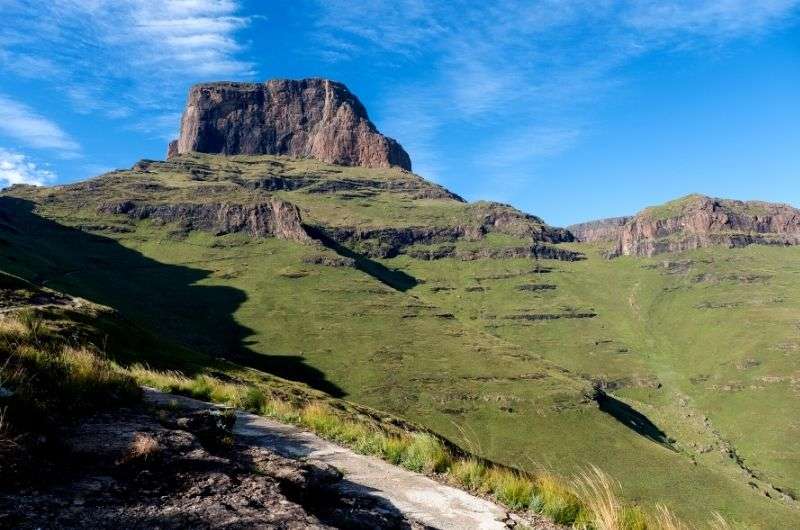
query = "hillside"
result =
(2, 153, 800, 527)
(572, 194, 800, 257)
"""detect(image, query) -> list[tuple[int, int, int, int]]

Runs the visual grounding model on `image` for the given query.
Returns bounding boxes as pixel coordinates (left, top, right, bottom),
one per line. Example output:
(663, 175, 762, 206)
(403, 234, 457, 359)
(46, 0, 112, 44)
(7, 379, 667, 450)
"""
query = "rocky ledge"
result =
(607, 194, 800, 257)
(168, 79, 411, 171)
(98, 199, 312, 243)
(567, 217, 631, 243)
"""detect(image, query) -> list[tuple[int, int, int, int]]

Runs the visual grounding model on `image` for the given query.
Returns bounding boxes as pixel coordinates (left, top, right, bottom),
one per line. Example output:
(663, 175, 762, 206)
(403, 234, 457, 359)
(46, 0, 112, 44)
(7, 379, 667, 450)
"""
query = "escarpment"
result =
(168, 79, 411, 171)
(98, 199, 312, 243)
(568, 216, 631, 243)
(610, 195, 800, 257)
(311, 202, 575, 259)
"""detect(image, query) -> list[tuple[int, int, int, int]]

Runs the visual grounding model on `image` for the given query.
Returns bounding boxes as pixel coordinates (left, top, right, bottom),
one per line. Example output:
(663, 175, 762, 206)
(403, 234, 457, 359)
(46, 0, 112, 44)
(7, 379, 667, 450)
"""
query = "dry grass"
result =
(127, 432, 160, 461)
(575, 466, 624, 529)
(652, 504, 692, 530)
(0, 312, 140, 429)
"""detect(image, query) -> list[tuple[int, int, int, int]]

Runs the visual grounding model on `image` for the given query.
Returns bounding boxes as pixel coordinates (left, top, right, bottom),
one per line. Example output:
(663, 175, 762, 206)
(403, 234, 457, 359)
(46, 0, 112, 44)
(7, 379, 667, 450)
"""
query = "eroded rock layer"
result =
(98, 199, 312, 243)
(567, 217, 631, 243)
(612, 195, 800, 257)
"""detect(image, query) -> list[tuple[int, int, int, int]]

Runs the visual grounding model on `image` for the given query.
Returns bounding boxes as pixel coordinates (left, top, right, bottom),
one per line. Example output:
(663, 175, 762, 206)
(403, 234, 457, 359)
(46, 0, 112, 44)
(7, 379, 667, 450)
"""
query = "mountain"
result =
(167, 79, 412, 170)
(572, 194, 800, 257)
(2, 80, 799, 527)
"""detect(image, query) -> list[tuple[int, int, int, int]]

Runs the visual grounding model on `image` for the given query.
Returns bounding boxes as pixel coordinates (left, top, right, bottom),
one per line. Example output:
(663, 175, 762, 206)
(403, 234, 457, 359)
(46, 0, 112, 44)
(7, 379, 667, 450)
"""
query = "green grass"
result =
(1, 154, 798, 527)
(0, 311, 141, 439)
(0, 307, 753, 529)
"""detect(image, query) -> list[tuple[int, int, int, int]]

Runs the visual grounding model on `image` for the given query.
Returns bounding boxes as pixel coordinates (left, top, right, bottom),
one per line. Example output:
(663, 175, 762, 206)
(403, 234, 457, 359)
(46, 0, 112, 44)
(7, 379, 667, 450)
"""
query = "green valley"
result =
(2, 153, 798, 527)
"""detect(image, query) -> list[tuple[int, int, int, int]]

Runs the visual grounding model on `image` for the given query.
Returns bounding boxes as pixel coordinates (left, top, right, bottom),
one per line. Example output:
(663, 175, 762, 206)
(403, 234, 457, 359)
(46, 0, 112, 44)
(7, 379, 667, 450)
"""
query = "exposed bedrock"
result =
(567, 217, 631, 243)
(615, 195, 800, 257)
(98, 199, 312, 243)
(168, 78, 412, 170)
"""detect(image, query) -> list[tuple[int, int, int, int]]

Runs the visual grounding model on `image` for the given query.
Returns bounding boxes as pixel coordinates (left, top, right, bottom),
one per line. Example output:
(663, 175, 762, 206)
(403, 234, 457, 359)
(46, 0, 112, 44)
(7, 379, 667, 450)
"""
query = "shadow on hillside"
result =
(304, 226, 418, 291)
(595, 391, 675, 450)
(0, 197, 345, 397)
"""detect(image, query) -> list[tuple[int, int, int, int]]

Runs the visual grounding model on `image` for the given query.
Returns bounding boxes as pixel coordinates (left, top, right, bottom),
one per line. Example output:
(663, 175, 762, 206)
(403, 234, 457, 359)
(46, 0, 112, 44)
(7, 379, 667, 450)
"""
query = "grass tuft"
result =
(451, 457, 487, 491)
(126, 432, 160, 461)
(652, 504, 691, 530)
(575, 465, 623, 529)
(401, 433, 451, 473)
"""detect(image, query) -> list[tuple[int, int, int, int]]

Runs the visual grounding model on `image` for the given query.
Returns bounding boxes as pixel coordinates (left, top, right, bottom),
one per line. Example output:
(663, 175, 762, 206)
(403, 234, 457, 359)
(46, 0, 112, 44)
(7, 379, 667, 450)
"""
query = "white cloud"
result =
(0, 0, 257, 138)
(0, 148, 57, 187)
(315, 0, 800, 180)
(477, 127, 583, 170)
(0, 94, 80, 155)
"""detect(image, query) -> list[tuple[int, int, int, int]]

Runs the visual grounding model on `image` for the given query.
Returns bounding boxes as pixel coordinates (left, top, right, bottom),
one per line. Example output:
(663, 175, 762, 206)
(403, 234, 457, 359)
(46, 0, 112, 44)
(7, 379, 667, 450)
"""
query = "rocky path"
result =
(144, 389, 545, 530)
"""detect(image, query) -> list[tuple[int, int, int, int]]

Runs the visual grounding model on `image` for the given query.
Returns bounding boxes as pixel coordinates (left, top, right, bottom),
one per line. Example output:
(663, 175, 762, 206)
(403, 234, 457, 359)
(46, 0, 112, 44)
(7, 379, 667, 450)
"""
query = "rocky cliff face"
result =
(567, 217, 631, 243)
(168, 79, 411, 171)
(313, 201, 575, 259)
(98, 199, 311, 243)
(612, 195, 800, 257)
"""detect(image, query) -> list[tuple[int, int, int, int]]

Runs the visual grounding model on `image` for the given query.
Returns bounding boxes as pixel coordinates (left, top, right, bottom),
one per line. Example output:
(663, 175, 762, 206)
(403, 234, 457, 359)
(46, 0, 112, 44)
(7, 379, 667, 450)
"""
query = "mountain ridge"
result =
(570, 194, 800, 257)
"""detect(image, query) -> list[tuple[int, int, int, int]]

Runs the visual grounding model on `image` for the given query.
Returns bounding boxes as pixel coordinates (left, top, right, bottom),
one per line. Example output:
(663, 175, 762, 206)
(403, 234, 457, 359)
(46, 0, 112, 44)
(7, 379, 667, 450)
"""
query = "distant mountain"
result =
(572, 194, 800, 257)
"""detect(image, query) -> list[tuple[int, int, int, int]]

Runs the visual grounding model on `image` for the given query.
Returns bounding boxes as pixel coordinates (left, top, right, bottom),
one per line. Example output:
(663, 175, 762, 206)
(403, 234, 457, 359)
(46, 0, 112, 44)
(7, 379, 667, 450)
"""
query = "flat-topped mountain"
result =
(574, 194, 800, 257)
(168, 79, 411, 171)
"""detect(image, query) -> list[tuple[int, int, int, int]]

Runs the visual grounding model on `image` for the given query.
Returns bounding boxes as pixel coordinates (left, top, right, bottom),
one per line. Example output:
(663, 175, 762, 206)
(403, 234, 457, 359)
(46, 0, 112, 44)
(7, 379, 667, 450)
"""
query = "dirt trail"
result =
(144, 389, 554, 530)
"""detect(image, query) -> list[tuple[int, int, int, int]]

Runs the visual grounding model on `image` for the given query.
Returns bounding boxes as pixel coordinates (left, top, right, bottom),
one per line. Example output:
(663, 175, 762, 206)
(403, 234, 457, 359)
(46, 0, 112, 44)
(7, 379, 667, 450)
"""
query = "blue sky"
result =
(0, 1, 798, 226)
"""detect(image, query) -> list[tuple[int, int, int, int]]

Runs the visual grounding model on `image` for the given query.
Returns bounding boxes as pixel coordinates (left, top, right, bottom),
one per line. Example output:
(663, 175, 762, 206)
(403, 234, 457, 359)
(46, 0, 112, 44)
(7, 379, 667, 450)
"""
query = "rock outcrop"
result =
(98, 199, 311, 243)
(405, 243, 584, 262)
(311, 202, 574, 259)
(567, 217, 631, 243)
(168, 79, 411, 170)
(611, 195, 800, 257)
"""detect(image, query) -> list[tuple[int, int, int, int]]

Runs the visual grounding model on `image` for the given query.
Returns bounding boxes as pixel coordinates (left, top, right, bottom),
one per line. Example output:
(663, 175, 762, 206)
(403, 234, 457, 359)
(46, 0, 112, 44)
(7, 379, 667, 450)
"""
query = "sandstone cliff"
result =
(611, 194, 800, 257)
(567, 217, 631, 243)
(168, 79, 411, 170)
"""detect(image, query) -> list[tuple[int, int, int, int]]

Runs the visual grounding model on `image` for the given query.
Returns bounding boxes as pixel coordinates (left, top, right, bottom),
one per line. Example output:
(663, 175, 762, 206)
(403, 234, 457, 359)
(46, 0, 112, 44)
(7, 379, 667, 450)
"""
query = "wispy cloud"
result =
(0, 94, 80, 155)
(314, 0, 800, 190)
(0, 0, 257, 138)
(0, 148, 57, 187)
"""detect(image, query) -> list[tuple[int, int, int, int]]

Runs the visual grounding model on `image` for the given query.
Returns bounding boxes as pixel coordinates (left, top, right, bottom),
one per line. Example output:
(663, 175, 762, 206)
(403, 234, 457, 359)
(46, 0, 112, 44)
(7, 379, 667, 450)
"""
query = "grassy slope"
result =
(395, 245, 800, 525)
(1, 154, 798, 526)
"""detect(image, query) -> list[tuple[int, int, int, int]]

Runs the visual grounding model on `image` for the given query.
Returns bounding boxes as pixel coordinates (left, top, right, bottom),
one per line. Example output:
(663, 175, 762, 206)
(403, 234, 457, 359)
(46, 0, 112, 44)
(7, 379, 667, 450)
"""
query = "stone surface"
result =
(97, 199, 312, 243)
(169, 79, 411, 170)
(613, 195, 800, 257)
(0, 405, 425, 530)
(145, 390, 560, 530)
(567, 216, 631, 243)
